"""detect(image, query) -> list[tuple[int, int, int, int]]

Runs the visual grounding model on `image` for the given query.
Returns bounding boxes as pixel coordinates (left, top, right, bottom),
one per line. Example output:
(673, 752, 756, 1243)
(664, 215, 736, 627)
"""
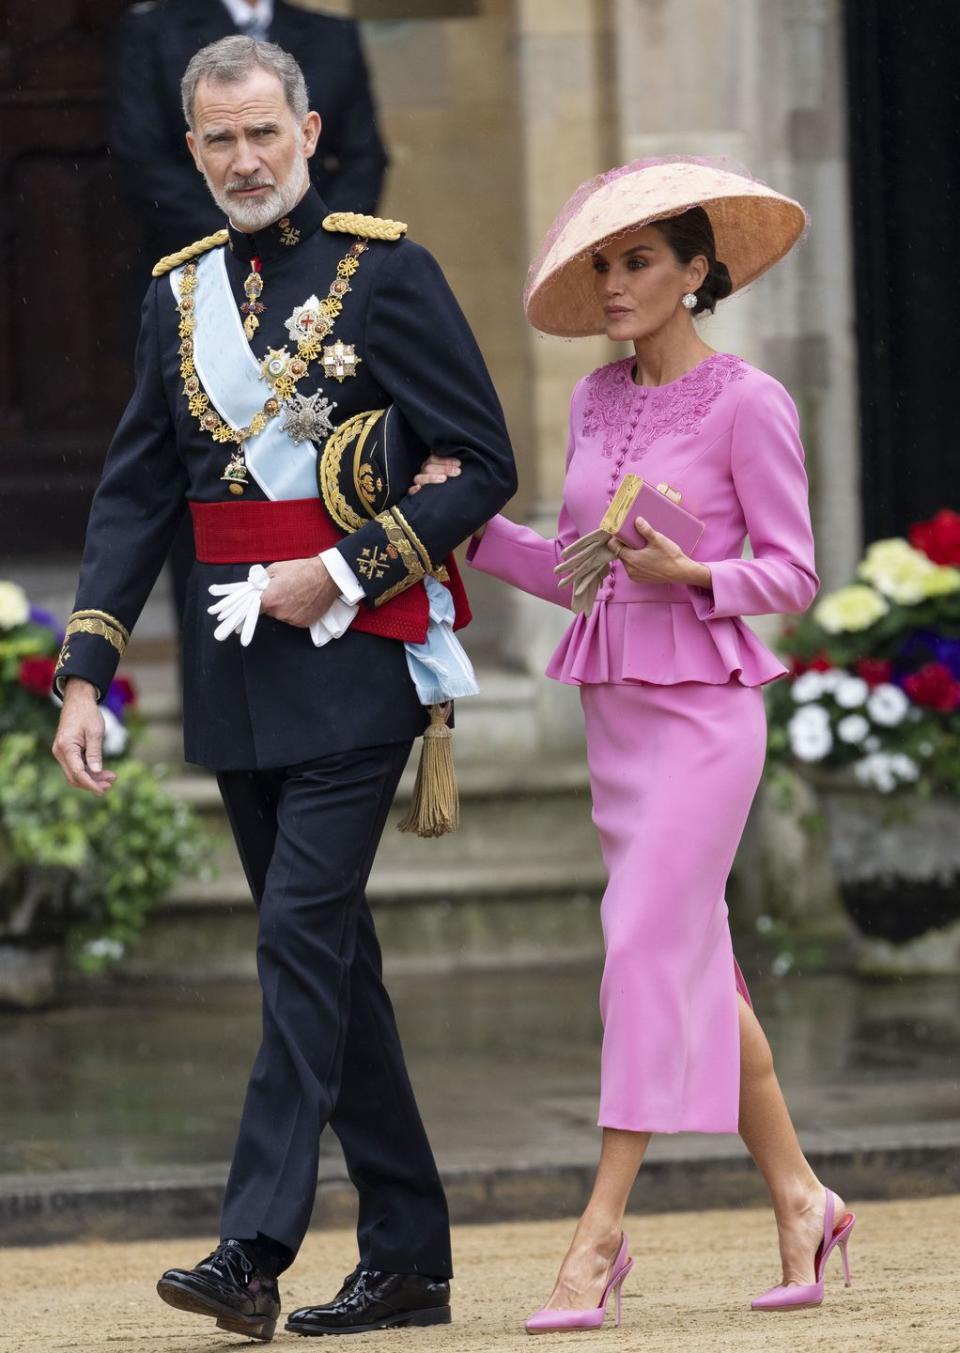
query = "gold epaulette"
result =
(323, 212, 407, 242)
(151, 229, 230, 277)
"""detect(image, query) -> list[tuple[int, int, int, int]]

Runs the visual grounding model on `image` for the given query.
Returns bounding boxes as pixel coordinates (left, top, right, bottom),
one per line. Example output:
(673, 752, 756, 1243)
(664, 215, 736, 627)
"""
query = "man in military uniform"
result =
(52, 35, 515, 1342)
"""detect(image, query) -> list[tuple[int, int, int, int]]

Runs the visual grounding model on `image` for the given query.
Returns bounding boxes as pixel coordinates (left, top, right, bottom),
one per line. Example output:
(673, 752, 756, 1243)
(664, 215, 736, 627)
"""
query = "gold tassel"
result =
(398, 702, 459, 838)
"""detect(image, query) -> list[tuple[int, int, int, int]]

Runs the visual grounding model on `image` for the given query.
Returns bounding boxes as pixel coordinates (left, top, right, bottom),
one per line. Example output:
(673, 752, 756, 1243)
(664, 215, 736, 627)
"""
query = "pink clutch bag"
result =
(600, 475, 704, 556)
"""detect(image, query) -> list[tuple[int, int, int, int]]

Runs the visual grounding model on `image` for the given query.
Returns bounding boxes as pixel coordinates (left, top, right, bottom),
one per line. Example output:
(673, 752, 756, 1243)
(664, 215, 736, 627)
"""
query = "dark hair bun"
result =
(695, 260, 733, 315)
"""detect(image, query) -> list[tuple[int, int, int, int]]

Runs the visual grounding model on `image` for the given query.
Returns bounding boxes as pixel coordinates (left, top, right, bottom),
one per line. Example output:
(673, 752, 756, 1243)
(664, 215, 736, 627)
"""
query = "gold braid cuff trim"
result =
(64, 610, 130, 655)
(323, 212, 407, 242)
(390, 506, 434, 576)
(373, 510, 425, 605)
(389, 506, 449, 583)
(152, 230, 230, 277)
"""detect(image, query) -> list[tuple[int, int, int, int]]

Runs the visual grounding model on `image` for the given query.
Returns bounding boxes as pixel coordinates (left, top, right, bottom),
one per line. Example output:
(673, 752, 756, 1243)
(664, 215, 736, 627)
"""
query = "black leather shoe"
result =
(285, 1267, 451, 1336)
(157, 1239, 281, 1342)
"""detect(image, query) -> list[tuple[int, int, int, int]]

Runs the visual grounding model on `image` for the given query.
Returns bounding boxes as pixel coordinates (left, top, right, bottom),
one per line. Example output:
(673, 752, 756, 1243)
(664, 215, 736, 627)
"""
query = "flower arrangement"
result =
(0, 582, 202, 973)
(767, 510, 960, 796)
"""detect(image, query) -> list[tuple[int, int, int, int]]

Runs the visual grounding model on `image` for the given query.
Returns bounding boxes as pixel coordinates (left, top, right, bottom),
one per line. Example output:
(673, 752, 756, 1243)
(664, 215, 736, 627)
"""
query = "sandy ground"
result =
(9, 1197, 959, 1353)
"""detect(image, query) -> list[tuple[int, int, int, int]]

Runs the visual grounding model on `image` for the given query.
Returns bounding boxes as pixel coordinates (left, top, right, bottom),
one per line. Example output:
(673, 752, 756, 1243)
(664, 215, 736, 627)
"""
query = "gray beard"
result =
(207, 161, 307, 233)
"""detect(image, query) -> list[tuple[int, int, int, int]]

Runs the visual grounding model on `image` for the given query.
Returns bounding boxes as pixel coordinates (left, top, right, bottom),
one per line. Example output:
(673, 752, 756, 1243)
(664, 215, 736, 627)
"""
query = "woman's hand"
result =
(408, 454, 488, 540)
(608, 516, 712, 589)
(409, 455, 461, 495)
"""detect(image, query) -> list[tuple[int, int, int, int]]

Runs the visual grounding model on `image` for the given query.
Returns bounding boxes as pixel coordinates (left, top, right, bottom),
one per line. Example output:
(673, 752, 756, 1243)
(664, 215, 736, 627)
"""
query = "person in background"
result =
(110, 0, 388, 261)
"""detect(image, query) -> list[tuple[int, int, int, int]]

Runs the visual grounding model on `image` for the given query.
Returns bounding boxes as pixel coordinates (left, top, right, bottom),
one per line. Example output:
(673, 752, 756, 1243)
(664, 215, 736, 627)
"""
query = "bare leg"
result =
(737, 994, 845, 1283)
(540, 1128, 650, 1311)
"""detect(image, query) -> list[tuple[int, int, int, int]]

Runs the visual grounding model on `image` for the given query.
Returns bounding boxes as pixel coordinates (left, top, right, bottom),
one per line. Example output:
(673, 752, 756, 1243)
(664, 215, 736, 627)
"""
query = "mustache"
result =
(225, 176, 276, 193)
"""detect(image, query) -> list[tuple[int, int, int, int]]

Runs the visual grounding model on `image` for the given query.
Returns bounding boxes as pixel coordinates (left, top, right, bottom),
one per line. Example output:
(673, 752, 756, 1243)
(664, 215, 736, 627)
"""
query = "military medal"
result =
(323, 340, 361, 383)
(176, 238, 369, 492)
(241, 257, 265, 340)
(281, 390, 338, 444)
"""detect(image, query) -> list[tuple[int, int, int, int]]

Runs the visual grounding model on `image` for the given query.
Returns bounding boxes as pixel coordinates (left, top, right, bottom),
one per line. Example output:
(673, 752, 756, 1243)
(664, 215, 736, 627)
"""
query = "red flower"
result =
(855, 658, 894, 687)
(909, 508, 960, 566)
(111, 676, 138, 709)
(18, 656, 57, 697)
(902, 662, 960, 713)
(791, 651, 833, 676)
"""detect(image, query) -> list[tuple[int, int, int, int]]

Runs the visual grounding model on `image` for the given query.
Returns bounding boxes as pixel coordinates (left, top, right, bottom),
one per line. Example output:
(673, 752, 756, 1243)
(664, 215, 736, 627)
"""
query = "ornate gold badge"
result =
(323, 340, 361, 383)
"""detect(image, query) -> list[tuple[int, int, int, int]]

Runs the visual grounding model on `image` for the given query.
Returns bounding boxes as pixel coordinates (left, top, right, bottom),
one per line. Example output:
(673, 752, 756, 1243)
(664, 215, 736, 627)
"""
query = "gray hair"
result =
(181, 35, 310, 129)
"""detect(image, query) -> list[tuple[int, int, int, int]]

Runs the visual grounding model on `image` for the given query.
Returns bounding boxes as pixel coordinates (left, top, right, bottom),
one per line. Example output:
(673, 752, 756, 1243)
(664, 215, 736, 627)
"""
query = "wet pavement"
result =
(2, 966, 958, 1180)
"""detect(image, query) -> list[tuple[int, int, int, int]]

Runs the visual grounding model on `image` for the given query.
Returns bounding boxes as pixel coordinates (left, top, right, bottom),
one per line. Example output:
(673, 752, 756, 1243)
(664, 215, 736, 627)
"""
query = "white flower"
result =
(858, 537, 940, 604)
(818, 670, 844, 693)
(853, 753, 897, 794)
(0, 581, 29, 629)
(835, 675, 869, 709)
(814, 584, 889, 633)
(82, 937, 124, 961)
(101, 707, 129, 757)
(788, 704, 833, 762)
(889, 753, 920, 783)
(791, 671, 827, 702)
(771, 952, 793, 978)
(837, 714, 870, 745)
(853, 750, 919, 794)
(866, 683, 909, 727)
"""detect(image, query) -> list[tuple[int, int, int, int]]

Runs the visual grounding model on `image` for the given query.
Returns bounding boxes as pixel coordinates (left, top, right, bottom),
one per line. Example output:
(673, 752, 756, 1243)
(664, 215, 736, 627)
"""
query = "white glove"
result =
(209, 564, 359, 648)
(207, 564, 270, 646)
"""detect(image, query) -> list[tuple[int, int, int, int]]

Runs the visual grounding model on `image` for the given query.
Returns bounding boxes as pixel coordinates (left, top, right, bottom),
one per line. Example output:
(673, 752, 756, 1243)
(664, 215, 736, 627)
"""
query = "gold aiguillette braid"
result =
(152, 230, 230, 278)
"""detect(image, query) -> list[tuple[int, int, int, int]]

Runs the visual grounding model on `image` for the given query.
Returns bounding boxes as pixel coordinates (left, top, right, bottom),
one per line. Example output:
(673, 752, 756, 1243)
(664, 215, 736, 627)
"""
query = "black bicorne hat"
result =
(318, 406, 426, 534)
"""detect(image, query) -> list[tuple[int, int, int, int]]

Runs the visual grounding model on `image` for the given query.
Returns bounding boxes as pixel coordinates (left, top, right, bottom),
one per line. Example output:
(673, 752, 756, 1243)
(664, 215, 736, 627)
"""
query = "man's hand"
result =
(52, 679, 117, 795)
(260, 557, 340, 628)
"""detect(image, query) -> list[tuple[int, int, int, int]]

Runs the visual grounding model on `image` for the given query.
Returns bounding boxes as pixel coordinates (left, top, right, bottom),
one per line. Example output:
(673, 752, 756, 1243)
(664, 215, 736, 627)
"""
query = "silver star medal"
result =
(281, 390, 337, 444)
(285, 294, 326, 345)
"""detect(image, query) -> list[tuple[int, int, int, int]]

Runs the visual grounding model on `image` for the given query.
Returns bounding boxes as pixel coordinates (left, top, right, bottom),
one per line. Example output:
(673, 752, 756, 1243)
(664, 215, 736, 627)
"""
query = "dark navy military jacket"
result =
(57, 189, 517, 770)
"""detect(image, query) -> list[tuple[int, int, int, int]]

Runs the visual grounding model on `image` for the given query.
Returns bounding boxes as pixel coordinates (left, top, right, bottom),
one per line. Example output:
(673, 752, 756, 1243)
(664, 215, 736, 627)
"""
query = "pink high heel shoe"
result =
(751, 1187, 856, 1311)
(525, 1234, 634, 1333)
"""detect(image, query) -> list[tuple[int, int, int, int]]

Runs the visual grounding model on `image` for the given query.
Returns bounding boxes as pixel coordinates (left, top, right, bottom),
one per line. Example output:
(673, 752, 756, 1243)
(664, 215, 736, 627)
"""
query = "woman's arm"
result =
(690, 379, 819, 620)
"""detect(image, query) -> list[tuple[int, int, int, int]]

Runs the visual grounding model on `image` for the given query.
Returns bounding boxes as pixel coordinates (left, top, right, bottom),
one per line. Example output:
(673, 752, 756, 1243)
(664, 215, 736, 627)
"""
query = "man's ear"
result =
(302, 110, 322, 159)
(185, 130, 204, 174)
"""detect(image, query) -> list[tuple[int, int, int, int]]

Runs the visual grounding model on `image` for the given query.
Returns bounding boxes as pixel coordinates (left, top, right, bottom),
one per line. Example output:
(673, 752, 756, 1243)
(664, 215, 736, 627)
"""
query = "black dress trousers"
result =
(216, 742, 452, 1278)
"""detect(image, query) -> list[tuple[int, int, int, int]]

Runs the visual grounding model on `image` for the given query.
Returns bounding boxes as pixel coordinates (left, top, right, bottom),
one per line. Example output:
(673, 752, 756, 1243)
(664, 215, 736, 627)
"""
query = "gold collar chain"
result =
(176, 238, 368, 494)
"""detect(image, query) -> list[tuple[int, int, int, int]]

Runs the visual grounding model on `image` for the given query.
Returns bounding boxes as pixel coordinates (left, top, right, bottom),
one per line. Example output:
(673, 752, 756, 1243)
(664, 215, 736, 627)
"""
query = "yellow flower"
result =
(814, 584, 889, 634)
(921, 566, 960, 597)
(858, 537, 939, 605)
(0, 580, 29, 630)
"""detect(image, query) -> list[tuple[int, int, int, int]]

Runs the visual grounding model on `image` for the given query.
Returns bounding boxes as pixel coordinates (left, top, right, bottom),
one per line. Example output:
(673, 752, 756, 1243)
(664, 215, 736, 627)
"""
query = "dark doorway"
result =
(844, 1, 960, 542)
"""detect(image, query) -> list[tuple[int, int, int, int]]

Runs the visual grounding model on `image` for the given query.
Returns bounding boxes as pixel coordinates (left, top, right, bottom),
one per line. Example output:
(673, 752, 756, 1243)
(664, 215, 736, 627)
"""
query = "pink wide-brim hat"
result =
(524, 156, 808, 338)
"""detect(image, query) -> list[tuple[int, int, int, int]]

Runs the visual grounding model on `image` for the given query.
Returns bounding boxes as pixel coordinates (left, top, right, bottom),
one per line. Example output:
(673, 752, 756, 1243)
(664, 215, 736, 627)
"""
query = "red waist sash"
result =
(189, 497, 471, 645)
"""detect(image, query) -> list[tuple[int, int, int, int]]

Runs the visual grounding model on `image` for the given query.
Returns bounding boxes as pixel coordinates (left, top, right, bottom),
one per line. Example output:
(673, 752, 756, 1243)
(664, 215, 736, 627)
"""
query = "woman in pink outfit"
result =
(414, 159, 856, 1328)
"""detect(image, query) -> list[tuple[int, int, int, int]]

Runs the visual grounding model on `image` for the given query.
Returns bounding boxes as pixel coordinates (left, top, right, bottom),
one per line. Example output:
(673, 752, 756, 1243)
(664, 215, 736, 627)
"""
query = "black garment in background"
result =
(843, 1, 960, 540)
(217, 742, 452, 1275)
(109, 0, 389, 262)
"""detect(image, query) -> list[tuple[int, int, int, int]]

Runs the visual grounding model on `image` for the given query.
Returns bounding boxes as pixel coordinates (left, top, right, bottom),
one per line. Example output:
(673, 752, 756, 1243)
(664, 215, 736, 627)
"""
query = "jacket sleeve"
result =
(55, 281, 188, 697)
(320, 22, 389, 215)
(107, 9, 224, 243)
(691, 379, 819, 621)
(466, 407, 580, 608)
(335, 241, 518, 605)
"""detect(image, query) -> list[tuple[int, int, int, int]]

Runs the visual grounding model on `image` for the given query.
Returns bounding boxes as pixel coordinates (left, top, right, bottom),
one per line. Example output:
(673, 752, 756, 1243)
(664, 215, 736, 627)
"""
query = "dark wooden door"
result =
(0, 0, 138, 554)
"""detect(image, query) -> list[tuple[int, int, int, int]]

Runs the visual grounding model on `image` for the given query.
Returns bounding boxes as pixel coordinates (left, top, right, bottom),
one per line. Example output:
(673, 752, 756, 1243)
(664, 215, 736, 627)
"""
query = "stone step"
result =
(130, 663, 546, 767)
(130, 753, 607, 980)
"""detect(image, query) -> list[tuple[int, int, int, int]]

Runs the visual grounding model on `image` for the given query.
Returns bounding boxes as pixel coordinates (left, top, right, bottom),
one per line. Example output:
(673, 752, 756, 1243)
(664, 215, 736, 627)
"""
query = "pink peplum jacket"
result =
(467, 352, 819, 687)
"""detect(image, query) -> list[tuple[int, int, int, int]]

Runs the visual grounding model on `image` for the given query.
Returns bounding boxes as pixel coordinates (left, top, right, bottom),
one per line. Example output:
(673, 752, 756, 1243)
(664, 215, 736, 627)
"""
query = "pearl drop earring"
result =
(681, 293, 698, 311)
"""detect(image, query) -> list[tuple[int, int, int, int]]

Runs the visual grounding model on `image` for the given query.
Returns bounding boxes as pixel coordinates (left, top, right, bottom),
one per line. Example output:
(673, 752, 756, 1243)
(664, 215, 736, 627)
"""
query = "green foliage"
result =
(0, 733, 203, 973)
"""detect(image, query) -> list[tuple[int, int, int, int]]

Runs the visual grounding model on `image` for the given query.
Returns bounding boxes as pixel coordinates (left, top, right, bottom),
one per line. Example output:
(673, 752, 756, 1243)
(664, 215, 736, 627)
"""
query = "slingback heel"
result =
(525, 1234, 634, 1333)
(751, 1187, 856, 1311)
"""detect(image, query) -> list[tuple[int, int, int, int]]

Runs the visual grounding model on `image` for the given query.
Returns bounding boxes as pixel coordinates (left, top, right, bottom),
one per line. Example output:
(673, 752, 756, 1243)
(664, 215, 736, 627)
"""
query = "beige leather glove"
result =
(554, 529, 613, 614)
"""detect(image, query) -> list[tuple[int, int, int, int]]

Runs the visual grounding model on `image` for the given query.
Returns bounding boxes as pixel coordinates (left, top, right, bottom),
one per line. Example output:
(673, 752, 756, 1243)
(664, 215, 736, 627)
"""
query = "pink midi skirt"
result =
(581, 678, 766, 1134)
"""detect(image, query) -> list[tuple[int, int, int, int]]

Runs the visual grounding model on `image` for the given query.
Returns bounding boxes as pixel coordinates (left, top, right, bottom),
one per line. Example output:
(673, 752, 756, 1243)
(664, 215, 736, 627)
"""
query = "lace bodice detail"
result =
(581, 352, 747, 458)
